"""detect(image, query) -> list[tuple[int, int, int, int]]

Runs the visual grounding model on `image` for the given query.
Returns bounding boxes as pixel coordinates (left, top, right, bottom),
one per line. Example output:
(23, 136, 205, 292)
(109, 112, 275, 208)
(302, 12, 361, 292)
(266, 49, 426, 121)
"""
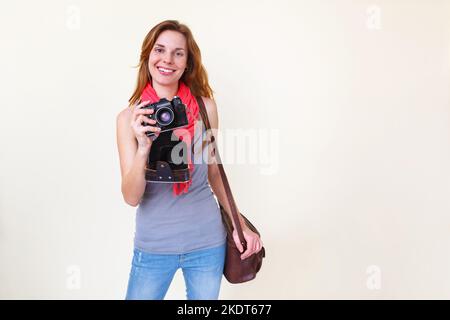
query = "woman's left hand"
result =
(232, 226, 264, 260)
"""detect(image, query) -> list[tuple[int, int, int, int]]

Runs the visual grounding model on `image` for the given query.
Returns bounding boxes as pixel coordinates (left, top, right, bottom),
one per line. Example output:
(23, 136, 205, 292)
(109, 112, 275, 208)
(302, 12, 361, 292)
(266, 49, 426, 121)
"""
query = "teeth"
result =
(158, 67, 174, 73)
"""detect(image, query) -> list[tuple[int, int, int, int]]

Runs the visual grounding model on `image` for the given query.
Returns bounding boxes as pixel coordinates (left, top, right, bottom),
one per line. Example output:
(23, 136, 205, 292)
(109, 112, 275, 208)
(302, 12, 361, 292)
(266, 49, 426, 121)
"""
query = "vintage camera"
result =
(141, 96, 188, 137)
(141, 96, 190, 183)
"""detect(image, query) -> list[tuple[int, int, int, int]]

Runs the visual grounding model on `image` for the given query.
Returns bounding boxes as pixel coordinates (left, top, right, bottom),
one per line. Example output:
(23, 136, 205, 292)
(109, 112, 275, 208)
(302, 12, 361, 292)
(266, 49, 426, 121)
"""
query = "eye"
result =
(176, 52, 184, 57)
(155, 48, 163, 53)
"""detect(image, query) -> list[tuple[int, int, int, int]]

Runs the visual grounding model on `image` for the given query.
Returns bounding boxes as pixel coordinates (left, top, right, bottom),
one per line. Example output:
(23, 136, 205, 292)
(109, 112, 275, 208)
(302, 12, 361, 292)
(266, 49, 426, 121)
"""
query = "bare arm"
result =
(116, 103, 159, 207)
(203, 97, 246, 229)
(204, 97, 263, 259)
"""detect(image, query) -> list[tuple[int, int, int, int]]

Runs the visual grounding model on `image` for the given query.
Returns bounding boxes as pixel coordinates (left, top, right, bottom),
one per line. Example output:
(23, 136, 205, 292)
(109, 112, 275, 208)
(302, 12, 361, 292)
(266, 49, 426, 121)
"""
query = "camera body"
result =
(145, 130, 190, 183)
(141, 96, 190, 183)
(141, 96, 189, 137)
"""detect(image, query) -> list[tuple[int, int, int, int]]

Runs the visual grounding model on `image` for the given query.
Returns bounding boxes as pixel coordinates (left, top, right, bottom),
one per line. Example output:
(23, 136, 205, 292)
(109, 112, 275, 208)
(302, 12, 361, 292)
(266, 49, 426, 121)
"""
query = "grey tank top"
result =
(134, 122, 227, 254)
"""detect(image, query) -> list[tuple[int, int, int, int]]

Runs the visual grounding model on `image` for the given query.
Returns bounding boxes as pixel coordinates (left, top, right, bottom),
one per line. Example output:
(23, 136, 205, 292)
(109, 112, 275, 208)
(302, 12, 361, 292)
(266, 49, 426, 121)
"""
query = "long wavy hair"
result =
(129, 20, 214, 107)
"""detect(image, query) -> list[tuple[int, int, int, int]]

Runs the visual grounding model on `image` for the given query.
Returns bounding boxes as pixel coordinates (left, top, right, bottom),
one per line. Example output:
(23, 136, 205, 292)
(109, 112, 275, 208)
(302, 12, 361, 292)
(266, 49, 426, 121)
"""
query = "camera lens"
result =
(155, 107, 174, 126)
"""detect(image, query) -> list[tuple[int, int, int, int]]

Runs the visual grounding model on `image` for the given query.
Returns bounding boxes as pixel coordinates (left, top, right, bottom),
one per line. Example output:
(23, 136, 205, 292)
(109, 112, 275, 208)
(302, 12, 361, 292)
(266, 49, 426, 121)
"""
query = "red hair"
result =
(129, 20, 214, 107)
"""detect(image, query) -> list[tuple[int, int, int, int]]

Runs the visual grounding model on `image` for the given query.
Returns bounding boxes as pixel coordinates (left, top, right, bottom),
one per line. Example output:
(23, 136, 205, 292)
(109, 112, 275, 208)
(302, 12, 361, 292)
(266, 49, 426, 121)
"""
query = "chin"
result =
(159, 78, 179, 86)
(152, 75, 180, 85)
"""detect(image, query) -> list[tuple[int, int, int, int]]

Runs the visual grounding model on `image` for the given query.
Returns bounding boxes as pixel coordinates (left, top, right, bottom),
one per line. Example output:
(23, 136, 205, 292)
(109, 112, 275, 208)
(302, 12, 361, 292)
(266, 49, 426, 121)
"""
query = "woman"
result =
(116, 20, 263, 300)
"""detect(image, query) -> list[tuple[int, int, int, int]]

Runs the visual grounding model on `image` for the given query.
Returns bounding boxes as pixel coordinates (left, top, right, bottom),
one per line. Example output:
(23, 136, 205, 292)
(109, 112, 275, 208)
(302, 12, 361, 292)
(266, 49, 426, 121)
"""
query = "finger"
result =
(133, 110, 154, 125)
(251, 238, 260, 254)
(255, 240, 262, 253)
(240, 235, 253, 259)
(132, 115, 144, 128)
(134, 114, 144, 127)
(240, 246, 248, 260)
(245, 234, 258, 257)
(253, 237, 261, 253)
(252, 238, 258, 254)
(235, 238, 244, 254)
(140, 125, 161, 134)
(140, 116, 157, 126)
(136, 114, 157, 128)
(135, 100, 151, 109)
(131, 100, 149, 117)
(251, 239, 257, 255)
(132, 107, 154, 122)
(135, 108, 154, 115)
(241, 248, 253, 260)
(241, 240, 254, 260)
(233, 231, 244, 253)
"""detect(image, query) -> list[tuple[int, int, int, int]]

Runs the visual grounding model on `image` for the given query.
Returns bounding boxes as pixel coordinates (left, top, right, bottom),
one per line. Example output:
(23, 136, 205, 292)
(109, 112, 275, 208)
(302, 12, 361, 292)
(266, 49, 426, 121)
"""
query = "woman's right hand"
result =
(131, 100, 161, 152)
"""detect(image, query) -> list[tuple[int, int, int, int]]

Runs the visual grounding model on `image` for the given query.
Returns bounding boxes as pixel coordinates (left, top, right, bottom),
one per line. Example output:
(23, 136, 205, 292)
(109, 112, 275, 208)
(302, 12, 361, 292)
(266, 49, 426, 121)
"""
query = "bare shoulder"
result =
(200, 96, 218, 117)
(117, 106, 138, 137)
(116, 106, 136, 142)
(117, 106, 133, 124)
(200, 96, 219, 129)
(116, 105, 137, 179)
(201, 96, 216, 109)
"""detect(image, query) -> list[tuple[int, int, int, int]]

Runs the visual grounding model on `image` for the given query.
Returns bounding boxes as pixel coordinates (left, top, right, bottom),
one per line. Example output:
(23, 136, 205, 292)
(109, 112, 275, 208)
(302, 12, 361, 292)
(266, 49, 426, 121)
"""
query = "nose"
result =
(163, 52, 174, 64)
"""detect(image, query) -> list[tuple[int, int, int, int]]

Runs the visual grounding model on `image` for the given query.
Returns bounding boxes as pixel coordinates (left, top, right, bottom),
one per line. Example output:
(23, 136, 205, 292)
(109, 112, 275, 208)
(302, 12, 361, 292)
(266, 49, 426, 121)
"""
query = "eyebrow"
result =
(155, 43, 185, 51)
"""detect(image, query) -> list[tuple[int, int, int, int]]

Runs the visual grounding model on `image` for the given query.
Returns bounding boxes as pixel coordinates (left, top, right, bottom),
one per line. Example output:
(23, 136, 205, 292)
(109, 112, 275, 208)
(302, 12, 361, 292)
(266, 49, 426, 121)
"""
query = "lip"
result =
(157, 67, 176, 77)
(156, 66, 176, 71)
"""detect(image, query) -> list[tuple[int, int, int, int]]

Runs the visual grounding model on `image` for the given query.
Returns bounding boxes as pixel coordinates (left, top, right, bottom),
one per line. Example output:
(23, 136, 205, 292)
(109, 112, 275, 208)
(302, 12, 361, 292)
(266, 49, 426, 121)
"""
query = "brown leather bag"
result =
(196, 96, 266, 283)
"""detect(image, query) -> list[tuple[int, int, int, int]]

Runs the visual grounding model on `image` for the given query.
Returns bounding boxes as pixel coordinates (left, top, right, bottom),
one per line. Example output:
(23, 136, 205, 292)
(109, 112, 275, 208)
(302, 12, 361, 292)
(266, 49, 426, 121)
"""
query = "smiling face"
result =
(148, 30, 188, 88)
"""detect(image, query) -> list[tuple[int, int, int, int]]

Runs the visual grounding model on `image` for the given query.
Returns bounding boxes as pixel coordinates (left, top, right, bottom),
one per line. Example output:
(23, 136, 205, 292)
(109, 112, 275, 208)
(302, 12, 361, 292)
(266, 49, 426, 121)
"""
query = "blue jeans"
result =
(125, 242, 226, 300)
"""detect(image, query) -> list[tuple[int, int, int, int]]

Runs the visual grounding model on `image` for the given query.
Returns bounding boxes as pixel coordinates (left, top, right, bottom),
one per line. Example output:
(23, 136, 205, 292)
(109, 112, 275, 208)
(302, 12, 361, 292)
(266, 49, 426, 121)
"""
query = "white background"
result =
(0, 0, 449, 299)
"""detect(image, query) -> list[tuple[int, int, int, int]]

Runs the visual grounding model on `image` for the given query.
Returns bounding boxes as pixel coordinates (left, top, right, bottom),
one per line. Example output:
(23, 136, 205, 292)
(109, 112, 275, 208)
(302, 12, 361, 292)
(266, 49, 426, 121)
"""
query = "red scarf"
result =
(140, 81, 199, 196)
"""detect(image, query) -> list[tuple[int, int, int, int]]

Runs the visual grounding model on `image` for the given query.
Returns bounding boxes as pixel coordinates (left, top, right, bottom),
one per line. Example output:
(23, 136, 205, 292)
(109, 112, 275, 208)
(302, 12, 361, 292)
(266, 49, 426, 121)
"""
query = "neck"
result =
(152, 80, 179, 100)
